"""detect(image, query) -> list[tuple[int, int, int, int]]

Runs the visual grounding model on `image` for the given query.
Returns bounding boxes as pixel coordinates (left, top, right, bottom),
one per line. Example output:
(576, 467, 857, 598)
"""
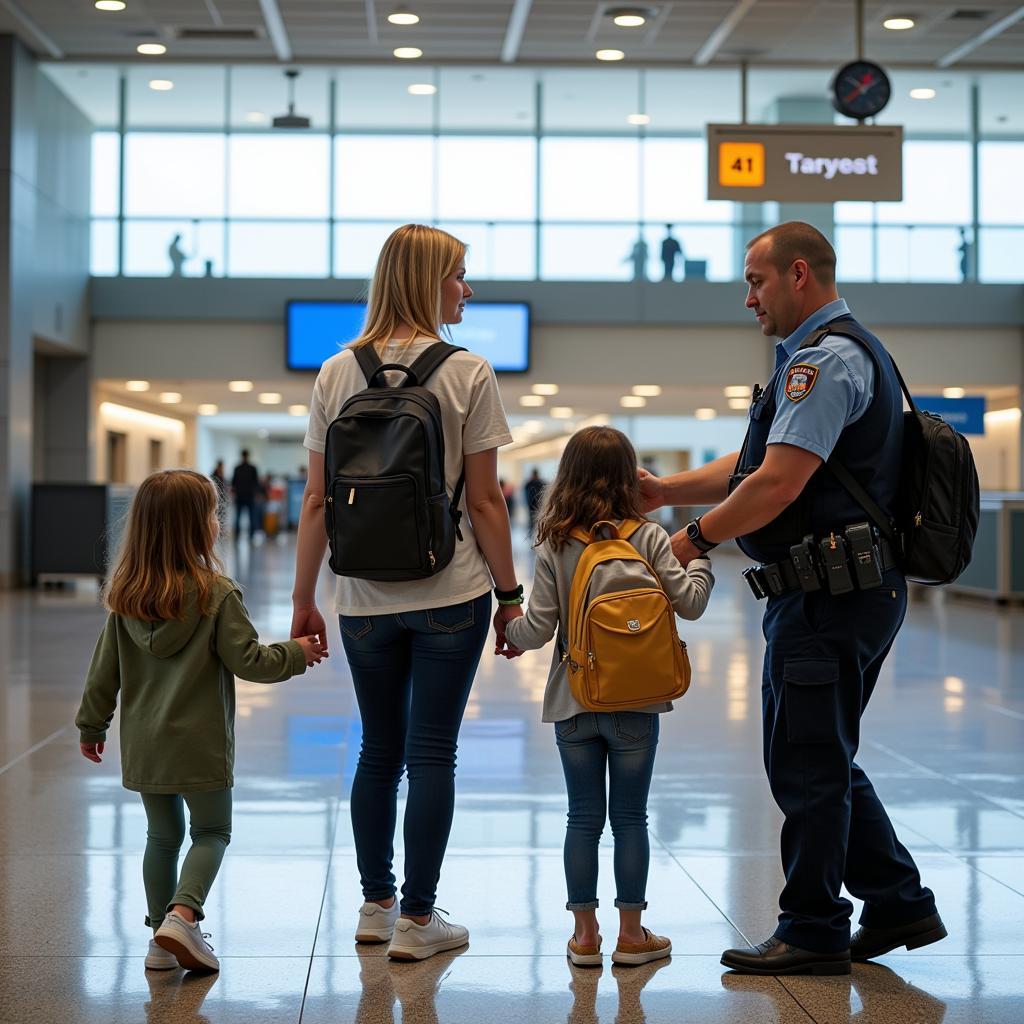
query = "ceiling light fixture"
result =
(149, 79, 174, 91)
(245, 111, 268, 123)
(521, 419, 545, 433)
(394, 46, 423, 59)
(909, 88, 936, 100)
(620, 395, 647, 408)
(632, 385, 662, 397)
(95, 1, 127, 10)
(159, 392, 182, 404)
(388, 9, 420, 25)
(550, 406, 574, 419)
(125, 380, 150, 392)
(724, 385, 751, 398)
(612, 8, 648, 28)
(532, 384, 559, 396)
(273, 69, 311, 129)
(228, 380, 253, 392)
(596, 49, 625, 62)
(627, 113, 651, 125)
(198, 403, 219, 415)
(519, 395, 545, 407)
(407, 83, 437, 95)
(695, 408, 717, 420)
(289, 404, 309, 416)
(728, 397, 750, 410)
(943, 387, 966, 399)
(137, 43, 167, 55)
(258, 392, 282, 405)
(882, 17, 915, 31)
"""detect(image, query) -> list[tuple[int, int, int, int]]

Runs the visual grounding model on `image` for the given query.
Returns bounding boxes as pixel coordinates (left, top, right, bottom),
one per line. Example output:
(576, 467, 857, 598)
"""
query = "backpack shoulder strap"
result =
(352, 344, 382, 386)
(617, 519, 647, 541)
(406, 342, 468, 388)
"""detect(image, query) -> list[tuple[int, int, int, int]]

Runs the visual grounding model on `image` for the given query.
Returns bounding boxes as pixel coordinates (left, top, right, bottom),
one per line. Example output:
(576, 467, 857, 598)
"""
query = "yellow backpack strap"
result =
(616, 518, 648, 541)
(569, 526, 592, 544)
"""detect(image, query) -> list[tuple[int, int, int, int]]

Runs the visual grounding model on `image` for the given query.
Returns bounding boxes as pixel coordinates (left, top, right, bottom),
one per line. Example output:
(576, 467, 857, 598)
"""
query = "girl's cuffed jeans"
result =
(554, 711, 659, 911)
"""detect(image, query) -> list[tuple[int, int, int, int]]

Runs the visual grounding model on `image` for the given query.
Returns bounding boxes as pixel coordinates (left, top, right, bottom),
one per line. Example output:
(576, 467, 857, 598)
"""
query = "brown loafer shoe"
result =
(721, 936, 850, 975)
(851, 913, 947, 961)
(567, 934, 603, 967)
(612, 927, 672, 966)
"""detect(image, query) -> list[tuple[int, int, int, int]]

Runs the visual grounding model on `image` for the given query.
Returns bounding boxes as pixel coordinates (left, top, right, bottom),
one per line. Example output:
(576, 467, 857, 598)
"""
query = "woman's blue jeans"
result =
(555, 711, 660, 911)
(340, 593, 490, 917)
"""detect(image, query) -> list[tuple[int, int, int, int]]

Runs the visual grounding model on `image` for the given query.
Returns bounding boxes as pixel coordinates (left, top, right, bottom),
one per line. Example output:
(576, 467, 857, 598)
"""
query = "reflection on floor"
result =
(1, 534, 1023, 1023)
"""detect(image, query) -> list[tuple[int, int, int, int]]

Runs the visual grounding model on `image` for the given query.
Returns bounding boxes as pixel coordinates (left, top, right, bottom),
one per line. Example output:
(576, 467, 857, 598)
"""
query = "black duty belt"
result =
(743, 528, 899, 600)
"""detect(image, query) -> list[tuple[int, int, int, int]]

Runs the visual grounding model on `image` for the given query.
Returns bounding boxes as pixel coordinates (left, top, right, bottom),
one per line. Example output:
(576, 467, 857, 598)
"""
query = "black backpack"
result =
(323, 342, 466, 582)
(821, 335, 980, 586)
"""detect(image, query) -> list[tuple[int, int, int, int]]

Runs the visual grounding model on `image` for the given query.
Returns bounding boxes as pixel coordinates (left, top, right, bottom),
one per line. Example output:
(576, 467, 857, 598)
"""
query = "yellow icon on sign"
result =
(719, 142, 765, 187)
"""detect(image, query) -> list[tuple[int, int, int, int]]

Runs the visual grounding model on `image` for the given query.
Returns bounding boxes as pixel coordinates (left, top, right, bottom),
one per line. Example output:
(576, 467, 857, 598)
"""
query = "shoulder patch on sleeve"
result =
(784, 363, 819, 403)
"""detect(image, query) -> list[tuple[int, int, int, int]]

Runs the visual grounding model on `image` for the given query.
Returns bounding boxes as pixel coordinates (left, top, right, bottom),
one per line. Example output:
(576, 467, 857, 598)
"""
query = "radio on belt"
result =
(819, 533, 854, 595)
(844, 522, 883, 590)
(789, 536, 821, 592)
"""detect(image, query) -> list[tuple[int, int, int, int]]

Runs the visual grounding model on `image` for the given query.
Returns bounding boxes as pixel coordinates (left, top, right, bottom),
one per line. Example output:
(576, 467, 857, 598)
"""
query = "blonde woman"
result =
(292, 225, 521, 961)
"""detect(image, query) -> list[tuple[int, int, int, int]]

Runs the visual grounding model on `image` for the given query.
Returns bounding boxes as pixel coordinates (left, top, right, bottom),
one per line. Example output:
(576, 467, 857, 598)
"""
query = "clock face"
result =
(832, 60, 891, 120)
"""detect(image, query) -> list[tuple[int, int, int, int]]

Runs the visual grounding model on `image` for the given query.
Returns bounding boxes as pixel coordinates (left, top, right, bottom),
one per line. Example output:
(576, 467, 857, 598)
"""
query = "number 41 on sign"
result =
(719, 142, 765, 187)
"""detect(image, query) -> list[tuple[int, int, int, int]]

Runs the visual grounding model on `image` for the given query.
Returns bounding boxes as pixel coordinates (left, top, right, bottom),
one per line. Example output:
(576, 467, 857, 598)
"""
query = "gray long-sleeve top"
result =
(505, 521, 714, 723)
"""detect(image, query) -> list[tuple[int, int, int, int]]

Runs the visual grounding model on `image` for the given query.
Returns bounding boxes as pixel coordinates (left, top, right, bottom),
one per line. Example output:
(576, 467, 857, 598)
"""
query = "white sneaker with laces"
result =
(355, 899, 401, 943)
(154, 909, 220, 972)
(145, 938, 179, 970)
(387, 908, 469, 961)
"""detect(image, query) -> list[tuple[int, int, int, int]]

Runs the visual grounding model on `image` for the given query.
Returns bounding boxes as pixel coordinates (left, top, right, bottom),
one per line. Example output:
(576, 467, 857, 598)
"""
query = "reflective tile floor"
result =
(2, 536, 1023, 1023)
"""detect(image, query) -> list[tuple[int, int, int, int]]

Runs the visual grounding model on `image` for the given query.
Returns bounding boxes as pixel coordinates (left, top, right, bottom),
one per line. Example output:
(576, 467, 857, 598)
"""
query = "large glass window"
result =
(437, 138, 536, 220)
(228, 136, 330, 218)
(124, 134, 226, 218)
(541, 138, 639, 222)
(335, 136, 434, 221)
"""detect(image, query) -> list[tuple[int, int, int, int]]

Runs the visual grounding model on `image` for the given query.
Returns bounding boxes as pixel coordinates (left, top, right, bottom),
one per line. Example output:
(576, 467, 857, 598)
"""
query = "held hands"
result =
(292, 604, 329, 667)
(80, 741, 104, 763)
(296, 634, 329, 667)
(493, 604, 524, 659)
(637, 468, 665, 514)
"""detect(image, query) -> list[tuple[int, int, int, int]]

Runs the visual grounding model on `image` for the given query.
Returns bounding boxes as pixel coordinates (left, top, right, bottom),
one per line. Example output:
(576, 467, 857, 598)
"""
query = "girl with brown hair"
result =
(76, 470, 326, 973)
(504, 427, 714, 968)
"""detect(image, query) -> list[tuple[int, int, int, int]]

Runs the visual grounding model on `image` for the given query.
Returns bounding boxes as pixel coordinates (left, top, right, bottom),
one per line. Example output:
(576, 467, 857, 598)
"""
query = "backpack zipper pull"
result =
(587, 651, 595, 670)
(348, 488, 356, 505)
(914, 511, 922, 527)
(429, 550, 436, 569)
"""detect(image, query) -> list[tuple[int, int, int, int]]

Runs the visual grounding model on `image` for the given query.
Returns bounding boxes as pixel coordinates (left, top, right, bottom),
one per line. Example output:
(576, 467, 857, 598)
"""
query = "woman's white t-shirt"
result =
(303, 337, 513, 616)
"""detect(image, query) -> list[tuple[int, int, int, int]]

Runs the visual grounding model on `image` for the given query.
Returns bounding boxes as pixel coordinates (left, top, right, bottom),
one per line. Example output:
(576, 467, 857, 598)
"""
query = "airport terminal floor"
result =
(1, 533, 1022, 1024)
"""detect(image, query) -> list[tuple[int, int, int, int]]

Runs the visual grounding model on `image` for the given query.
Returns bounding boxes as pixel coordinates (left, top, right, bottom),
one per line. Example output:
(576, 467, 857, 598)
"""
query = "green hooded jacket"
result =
(76, 575, 306, 793)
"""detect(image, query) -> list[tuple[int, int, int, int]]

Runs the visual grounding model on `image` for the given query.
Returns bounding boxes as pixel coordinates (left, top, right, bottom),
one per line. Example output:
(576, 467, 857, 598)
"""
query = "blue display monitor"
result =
(286, 300, 530, 374)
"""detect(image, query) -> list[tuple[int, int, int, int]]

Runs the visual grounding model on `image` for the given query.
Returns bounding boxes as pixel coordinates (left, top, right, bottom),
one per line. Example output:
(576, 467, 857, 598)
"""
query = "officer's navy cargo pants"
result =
(761, 570, 937, 953)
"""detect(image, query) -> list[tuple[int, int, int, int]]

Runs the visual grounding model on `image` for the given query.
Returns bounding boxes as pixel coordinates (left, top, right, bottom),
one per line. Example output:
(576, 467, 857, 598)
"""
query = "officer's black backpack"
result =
(323, 342, 466, 582)
(824, 335, 980, 586)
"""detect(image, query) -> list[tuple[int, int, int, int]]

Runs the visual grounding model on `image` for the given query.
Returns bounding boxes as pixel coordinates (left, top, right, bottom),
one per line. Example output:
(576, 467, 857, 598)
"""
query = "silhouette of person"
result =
(624, 236, 649, 281)
(661, 224, 682, 282)
(958, 227, 971, 283)
(168, 233, 187, 277)
(230, 450, 261, 542)
(524, 468, 546, 539)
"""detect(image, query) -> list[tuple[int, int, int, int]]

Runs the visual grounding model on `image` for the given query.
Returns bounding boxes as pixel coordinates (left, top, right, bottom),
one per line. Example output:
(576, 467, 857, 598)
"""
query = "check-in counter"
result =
(945, 493, 1024, 602)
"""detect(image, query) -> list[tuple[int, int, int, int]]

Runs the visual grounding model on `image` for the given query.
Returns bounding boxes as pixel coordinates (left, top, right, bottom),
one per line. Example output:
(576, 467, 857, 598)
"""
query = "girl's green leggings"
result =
(140, 789, 232, 929)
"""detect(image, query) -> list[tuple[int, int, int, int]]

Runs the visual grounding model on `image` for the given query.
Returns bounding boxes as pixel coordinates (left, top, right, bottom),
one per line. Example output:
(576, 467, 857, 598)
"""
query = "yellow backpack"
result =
(562, 519, 691, 712)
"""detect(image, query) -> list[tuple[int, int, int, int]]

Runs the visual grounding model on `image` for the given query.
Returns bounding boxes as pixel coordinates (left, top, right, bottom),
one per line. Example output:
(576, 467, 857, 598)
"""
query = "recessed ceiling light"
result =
(909, 88, 936, 100)
(258, 392, 282, 405)
(695, 408, 717, 420)
(95, 1, 126, 10)
(519, 395, 545, 407)
(137, 43, 167, 55)
(289, 404, 309, 416)
(394, 46, 423, 59)
(388, 9, 420, 25)
(621, 395, 647, 408)
(627, 113, 651, 125)
(532, 383, 559, 396)
(883, 17, 915, 31)
(724, 385, 751, 398)
(612, 9, 647, 28)
(407, 83, 437, 95)
(521, 419, 545, 433)
(228, 380, 253, 392)
(149, 79, 174, 91)
(125, 380, 150, 392)
(198, 403, 219, 415)
(245, 111, 267, 123)
(728, 397, 750, 410)
(596, 49, 625, 62)
(550, 406, 574, 419)
(632, 385, 662, 397)
(943, 387, 966, 398)
(159, 392, 182, 404)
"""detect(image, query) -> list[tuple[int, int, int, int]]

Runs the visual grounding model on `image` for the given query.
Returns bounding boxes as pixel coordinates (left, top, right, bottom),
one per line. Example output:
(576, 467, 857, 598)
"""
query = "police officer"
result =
(640, 222, 946, 975)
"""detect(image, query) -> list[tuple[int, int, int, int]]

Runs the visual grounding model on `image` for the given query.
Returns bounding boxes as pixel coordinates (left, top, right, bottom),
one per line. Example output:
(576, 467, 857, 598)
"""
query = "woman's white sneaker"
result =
(387, 909, 469, 961)
(355, 899, 401, 943)
(154, 910, 220, 972)
(145, 938, 179, 970)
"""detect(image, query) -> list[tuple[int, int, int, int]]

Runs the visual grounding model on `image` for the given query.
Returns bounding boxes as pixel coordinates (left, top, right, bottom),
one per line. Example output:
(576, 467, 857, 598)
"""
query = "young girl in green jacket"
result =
(76, 470, 327, 973)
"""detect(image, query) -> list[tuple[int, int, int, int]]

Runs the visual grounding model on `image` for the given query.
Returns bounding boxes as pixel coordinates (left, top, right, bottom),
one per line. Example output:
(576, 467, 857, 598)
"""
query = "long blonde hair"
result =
(105, 470, 224, 622)
(350, 224, 466, 356)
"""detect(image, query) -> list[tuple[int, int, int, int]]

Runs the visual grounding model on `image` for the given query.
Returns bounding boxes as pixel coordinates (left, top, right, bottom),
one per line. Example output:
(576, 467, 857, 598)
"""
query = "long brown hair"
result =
(535, 427, 649, 551)
(350, 224, 466, 359)
(105, 470, 224, 622)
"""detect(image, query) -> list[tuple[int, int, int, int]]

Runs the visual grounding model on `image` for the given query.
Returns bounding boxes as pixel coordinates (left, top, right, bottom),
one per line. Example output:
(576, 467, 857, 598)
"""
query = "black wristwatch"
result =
(685, 516, 718, 554)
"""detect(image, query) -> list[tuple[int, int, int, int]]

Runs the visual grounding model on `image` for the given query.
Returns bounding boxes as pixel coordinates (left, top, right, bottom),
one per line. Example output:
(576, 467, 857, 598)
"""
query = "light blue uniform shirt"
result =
(766, 298, 875, 462)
